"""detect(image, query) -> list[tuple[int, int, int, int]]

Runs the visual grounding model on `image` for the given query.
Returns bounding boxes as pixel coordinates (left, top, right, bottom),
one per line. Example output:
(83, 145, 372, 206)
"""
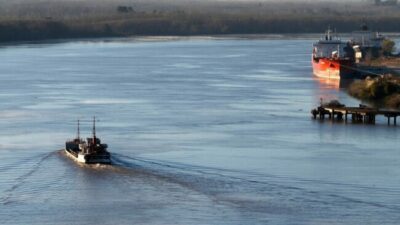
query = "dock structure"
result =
(311, 105, 400, 125)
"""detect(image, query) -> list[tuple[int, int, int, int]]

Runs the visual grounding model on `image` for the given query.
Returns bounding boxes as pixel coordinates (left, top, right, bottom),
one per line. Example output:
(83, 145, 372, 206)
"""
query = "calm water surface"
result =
(0, 37, 399, 225)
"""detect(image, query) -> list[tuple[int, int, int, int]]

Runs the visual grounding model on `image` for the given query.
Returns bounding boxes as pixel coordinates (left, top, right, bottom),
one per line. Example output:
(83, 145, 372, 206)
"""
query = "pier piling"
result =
(311, 105, 400, 126)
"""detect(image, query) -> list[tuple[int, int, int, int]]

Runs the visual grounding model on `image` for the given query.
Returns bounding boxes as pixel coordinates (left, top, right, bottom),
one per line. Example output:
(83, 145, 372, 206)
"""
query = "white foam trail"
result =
(0, 151, 56, 205)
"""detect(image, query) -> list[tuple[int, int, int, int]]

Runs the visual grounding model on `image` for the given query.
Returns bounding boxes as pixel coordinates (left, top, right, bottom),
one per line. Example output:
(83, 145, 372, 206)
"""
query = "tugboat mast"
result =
(92, 116, 96, 145)
(77, 119, 80, 140)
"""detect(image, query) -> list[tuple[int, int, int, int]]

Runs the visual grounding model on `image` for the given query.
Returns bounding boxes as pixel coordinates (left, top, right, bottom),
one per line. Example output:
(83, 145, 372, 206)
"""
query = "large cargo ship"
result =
(312, 29, 357, 79)
(65, 118, 111, 164)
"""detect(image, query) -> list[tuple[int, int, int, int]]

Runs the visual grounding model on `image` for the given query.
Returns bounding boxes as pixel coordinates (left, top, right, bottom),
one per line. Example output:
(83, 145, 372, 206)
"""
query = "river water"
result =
(0, 37, 399, 225)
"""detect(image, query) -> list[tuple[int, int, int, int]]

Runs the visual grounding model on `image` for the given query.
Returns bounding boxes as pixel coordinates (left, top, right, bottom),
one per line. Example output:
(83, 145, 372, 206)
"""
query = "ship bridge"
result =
(313, 42, 353, 59)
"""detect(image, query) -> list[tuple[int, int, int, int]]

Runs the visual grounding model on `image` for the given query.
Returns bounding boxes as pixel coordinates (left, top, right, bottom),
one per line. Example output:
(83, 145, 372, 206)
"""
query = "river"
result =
(0, 36, 399, 224)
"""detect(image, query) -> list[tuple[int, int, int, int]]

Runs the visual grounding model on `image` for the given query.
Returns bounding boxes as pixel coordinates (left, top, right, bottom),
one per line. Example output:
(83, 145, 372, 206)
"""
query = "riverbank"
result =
(367, 57, 400, 71)
(0, 0, 400, 43)
(348, 75, 400, 109)
(1, 18, 400, 44)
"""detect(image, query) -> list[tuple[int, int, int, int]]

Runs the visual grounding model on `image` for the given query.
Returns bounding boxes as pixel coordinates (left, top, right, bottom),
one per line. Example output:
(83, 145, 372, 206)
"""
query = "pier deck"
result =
(311, 105, 400, 125)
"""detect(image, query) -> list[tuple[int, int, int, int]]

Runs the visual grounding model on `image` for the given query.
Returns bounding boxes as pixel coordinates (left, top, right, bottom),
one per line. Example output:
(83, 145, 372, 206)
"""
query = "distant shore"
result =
(0, 21, 400, 43)
(0, 16, 399, 44)
(1, 0, 400, 44)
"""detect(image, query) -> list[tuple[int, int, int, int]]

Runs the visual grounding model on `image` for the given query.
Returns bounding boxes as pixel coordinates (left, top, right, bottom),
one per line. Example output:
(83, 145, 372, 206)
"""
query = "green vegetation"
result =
(386, 94, 400, 108)
(382, 39, 396, 56)
(348, 75, 400, 108)
(321, 100, 345, 108)
(0, 1, 400, 43)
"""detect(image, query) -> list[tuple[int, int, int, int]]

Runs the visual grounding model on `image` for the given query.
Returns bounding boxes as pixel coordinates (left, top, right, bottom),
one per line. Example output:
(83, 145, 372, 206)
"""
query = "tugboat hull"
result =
(64, 148, 111, 164)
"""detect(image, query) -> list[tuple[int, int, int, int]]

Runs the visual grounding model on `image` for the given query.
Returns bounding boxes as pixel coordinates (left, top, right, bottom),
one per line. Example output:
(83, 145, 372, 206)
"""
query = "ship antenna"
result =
(334, 28, 338, 40)
(327, 26, 331, 40)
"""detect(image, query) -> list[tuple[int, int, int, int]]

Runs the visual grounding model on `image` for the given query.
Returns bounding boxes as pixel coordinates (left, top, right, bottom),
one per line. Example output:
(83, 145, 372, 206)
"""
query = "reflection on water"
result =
(312, 75, 363, 109)
(313, 76, 355, 90)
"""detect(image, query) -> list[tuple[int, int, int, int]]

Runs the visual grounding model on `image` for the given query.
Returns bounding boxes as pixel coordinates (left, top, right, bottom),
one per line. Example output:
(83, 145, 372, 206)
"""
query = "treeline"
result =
(1, 10, 400, 43)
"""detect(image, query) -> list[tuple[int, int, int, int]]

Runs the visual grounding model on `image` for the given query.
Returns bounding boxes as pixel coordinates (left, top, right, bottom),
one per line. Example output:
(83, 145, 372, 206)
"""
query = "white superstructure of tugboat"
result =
(65, 117, 111, 164)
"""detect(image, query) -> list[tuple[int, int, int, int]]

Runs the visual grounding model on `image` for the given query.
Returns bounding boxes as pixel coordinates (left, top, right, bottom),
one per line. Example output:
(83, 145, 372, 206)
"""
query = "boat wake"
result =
(109, 153, 400, 216)
(4, 149, 398, 220)
(0, 151, 56, 205)
(1, 150, 399, 223)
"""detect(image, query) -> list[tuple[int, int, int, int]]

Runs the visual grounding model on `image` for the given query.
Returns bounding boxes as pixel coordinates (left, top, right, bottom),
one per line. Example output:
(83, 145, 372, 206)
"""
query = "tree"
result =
(381, 39, 396, 56)
(117, 6, 134, 13)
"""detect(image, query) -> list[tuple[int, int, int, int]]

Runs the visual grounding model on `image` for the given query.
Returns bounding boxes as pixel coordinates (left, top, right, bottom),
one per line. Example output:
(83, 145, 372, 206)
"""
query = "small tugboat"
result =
(312, 28, 357, 79)
(65, 117, 111, 164)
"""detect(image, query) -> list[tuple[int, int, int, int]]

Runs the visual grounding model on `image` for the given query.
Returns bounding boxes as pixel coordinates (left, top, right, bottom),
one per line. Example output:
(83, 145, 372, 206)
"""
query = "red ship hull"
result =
(312, 58, 357, 80)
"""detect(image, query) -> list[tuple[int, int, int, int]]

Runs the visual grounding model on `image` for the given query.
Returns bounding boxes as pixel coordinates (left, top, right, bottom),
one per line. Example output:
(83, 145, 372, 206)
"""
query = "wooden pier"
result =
(311, 105, 400, 125)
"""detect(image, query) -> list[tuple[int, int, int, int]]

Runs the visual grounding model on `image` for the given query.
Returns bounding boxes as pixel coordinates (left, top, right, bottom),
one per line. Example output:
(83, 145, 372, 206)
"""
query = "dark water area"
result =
(0, 37, 400, 224)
